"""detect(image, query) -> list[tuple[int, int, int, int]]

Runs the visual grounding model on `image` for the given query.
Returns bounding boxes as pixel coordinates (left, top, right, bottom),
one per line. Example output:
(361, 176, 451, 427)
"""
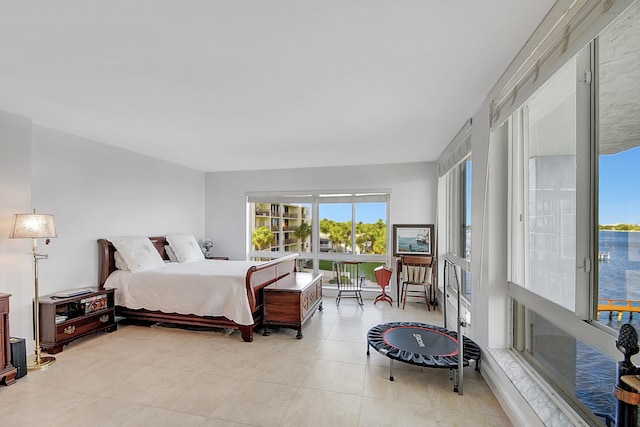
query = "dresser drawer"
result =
(0, 297, 8, 314)
(56, 311, 114, 341)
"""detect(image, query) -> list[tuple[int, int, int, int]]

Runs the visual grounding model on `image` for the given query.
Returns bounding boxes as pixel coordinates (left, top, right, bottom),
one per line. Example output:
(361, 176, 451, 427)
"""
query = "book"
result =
(51, 287, 94, 299)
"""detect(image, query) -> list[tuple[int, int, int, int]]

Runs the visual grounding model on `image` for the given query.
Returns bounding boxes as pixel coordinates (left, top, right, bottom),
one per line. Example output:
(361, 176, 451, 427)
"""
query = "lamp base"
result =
(27, 355, 56, 371)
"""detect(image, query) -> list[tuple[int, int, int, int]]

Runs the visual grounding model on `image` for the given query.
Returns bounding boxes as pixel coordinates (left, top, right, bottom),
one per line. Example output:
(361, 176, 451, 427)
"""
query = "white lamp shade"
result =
(10, 213, 57, 239)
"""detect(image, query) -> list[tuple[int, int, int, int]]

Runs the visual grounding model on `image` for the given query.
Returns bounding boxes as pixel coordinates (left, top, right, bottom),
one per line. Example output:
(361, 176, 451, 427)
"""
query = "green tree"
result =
(371, 219, 387, 254)
(356, 219, 386, 254)
(252, 226, 275, 251)
(293, 220, 312, 251)
(320, 219, 342, 251)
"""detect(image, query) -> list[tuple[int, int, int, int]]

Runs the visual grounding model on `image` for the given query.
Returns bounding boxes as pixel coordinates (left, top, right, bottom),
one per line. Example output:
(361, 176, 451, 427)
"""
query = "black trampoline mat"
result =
(383, 326, 458, 357)
(367, 322, 481, 369)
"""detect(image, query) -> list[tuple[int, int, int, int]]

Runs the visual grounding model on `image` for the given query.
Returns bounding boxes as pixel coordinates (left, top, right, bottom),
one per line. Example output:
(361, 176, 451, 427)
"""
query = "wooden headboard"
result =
(98, 237, 169, 288)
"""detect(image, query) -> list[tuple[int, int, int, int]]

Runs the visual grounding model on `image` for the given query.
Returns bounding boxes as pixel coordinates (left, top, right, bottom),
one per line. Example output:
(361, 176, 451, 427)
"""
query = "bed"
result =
(97, 237, 297, 342)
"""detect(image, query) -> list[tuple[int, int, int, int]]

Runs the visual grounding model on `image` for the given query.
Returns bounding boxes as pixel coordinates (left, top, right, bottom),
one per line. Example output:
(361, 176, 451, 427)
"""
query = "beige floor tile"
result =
(55, 395, 145, 427)
(293, 316, 335, 339)
(363, 365, 454, 406)
(208, 379, 298, 426)
(281, 388, 362, 427)
(301, 359, 366, 395)
(317, 339, 371, 365)
(121, 406, 208, 427)
(1, 301, 509, 426)
(199, 418, 256, 427)
(151, 373, 240, 416)
(266, 336, 325, 359)
(243, 354, 313, 386)
(358, 396, 436, 427)
(99, 364, 185, 404)
(326, 324, 369, 343)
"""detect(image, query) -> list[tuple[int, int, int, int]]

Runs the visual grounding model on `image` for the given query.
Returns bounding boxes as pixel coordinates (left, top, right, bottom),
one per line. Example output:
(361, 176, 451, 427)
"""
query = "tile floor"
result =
(0, 299, 511, 426)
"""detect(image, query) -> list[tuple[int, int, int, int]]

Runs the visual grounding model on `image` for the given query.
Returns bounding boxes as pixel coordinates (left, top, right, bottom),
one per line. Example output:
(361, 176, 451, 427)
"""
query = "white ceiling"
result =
(0, 1, 555, 172)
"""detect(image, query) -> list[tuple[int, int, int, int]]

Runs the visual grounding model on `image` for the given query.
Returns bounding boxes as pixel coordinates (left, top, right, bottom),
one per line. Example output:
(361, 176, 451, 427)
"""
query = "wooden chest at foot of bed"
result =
(263, 272, 323, 339)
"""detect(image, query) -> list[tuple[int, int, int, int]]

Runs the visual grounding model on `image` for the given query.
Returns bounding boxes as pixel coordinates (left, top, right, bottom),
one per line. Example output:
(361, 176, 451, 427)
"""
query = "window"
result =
(248, 191, 389, 286)
(442, 157, 473, 302)
(250, 201, 312, 254)
(510, 56, 580, 311)
(507, 3, 640, 422)
(438, 120, 473, 306)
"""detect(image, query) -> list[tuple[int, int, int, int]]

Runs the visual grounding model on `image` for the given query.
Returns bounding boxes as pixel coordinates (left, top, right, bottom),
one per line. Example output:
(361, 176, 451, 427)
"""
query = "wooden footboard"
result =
(97, 237, 297, 342)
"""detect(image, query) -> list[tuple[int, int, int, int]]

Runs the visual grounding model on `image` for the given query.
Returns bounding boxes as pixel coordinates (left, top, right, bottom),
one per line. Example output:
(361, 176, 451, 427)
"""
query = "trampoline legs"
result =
(452, 369, 459, 393)
(366, 342, 394, 381)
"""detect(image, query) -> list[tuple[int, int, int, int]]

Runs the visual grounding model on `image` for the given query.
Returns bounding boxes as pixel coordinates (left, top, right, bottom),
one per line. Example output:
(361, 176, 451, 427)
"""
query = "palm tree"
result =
(293, 221, 312, 250)
(252, 226, 275, 251)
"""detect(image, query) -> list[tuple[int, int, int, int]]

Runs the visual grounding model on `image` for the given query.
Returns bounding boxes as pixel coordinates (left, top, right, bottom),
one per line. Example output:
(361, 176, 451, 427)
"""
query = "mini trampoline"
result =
(367, 322, 481, 393)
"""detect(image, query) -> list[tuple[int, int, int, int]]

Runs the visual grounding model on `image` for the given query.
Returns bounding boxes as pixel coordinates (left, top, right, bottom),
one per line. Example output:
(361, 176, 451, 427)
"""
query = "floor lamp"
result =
(10, 211, 58, 371)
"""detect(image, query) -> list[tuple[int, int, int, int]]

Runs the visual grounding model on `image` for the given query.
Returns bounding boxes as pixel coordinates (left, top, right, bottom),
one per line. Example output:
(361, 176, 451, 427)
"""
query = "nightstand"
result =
(38, 288, 116, 354)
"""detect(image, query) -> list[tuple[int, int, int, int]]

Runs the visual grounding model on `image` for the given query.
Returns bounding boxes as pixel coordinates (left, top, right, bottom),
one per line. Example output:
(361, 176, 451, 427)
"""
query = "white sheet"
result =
(104, 259, 262, 325)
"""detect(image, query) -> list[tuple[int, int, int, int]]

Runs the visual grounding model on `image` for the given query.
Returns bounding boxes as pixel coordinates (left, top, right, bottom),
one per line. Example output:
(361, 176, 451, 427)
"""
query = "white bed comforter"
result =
(104, 260, 262, 325)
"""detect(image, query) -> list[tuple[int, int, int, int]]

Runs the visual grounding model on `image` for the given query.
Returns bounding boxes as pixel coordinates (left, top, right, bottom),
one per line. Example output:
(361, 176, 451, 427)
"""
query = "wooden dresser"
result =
(0, 293, 17, 386)
(263, 272, 323, 339)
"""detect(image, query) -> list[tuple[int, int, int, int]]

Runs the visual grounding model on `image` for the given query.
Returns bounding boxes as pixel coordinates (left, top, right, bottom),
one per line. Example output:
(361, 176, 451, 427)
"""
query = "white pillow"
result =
(164, 245, 178, 262)
(165, 233, 205, 263)
(114, 251, 130, 270)
(108, 237, 166, 272)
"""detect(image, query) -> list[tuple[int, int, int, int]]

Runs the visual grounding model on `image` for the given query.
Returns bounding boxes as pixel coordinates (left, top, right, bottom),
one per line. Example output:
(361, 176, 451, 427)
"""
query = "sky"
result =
(318, 202, 386, 224)
(599, 145, 640, 225)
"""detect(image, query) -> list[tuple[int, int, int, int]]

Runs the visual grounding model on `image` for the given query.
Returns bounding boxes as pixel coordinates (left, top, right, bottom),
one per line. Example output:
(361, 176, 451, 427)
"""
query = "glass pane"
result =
(515, 304, 616, 426)
(525, 58, 577, 310)
(328, 261, 386, 288)
(319, 203, 352, 254)
(462, 270, 472, 301)
(463, 159, 472, 261)
(250, 202, 312, 253)
(597, 0, 640, 331)
(355, 202, 387, 255)
(296, 258, 313, 273)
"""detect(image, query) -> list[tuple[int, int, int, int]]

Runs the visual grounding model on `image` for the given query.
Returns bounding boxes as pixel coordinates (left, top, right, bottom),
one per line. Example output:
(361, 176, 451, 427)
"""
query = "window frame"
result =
(247, 190, 390, 274)
(506, 41, 619, 363)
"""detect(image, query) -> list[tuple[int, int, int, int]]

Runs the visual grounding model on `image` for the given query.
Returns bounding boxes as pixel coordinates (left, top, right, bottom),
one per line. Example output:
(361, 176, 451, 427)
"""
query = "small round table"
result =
(373, 266, 393, 305)
(366, 322, 481, 393)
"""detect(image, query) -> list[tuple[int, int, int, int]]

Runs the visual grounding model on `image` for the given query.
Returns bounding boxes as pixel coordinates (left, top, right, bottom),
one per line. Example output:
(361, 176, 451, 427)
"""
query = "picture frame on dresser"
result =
(392, 224, 434, 256)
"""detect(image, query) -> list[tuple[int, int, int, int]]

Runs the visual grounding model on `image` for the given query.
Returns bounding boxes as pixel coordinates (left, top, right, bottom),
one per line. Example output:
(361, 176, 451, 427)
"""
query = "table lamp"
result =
(9, 210, 57, 370)
(202, 240, 213, 258)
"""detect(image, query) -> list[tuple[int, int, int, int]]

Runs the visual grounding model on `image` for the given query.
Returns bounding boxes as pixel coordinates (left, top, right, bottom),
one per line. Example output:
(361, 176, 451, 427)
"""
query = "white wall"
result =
(0, 113, 206, 353)
(205, 162, 437, 260)
(0, 111, 35, 353)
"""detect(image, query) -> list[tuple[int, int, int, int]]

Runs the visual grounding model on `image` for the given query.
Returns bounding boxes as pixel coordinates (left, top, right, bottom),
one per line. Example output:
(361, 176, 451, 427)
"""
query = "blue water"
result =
(577, 231, 640, 425)
(396, 236, 430, 254)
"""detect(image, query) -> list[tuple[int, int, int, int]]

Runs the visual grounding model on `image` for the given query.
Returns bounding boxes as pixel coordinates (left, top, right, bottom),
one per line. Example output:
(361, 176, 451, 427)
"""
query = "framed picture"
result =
(392, 224, 434, 257)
